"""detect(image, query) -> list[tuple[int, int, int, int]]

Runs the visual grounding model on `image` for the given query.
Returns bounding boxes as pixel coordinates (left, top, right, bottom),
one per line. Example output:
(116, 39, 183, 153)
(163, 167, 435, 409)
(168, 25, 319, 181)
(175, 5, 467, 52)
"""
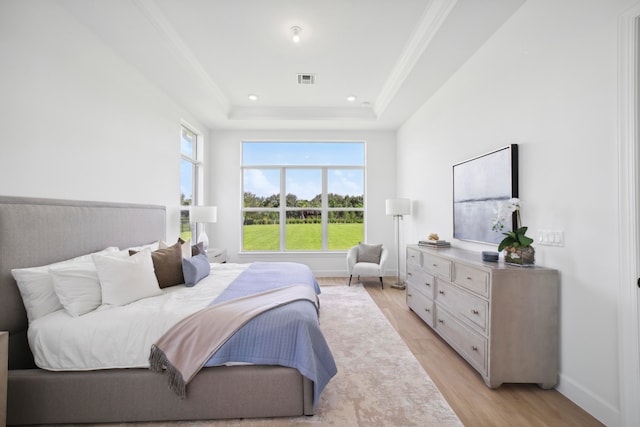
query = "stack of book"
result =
(418, 240, 451, 248)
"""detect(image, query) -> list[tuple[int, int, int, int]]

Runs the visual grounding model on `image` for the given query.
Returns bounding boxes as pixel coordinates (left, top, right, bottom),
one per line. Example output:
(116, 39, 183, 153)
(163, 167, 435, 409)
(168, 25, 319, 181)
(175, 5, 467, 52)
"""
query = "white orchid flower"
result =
(506, 198, 520, 213)
(491, 203, 507, 231)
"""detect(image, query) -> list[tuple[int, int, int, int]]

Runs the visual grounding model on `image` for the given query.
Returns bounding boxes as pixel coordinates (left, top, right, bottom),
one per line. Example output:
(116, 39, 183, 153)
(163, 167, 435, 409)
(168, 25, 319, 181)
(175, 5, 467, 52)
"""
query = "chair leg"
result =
(348, 275, 352, 286)
(379, 277, 384, 289)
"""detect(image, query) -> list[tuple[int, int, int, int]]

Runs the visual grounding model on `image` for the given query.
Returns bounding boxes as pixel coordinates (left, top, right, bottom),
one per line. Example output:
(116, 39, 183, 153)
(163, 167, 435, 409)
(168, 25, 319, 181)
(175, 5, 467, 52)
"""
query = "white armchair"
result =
(346, 244, 388, 288)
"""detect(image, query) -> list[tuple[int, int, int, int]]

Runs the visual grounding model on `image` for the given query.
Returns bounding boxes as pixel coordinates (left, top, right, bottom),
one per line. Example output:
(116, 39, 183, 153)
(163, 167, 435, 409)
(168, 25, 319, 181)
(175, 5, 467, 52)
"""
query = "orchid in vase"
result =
(491, 198, 535, 265)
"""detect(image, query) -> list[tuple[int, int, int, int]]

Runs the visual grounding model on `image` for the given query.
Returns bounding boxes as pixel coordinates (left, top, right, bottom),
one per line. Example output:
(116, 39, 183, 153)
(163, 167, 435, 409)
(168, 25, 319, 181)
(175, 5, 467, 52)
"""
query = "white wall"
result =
(208, 130, 397, 276)
(397, 0, 636, 425)
(0, 0, 207, 239)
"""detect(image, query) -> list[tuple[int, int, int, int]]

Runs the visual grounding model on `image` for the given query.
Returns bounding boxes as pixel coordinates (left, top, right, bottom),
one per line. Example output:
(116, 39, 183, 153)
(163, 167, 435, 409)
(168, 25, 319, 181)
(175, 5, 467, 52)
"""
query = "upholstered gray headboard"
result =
(0, 196, 166, 369)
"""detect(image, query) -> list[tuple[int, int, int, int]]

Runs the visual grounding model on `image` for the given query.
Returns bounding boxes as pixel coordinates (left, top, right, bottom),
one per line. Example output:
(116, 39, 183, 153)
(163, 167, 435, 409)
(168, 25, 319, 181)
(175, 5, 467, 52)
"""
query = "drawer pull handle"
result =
(407, 293, 413, 297)
(425, 308, 430, 313)
(438, 319, 444, 324)
(471, 345, 478, 351)
(471, 309, 479, 315)
(432, 263, 438, 267)
(466, 276, 473, 280)
(425, 282, 431, 287)
(407, 272, 413, 276)
(438, 290, 445, 295)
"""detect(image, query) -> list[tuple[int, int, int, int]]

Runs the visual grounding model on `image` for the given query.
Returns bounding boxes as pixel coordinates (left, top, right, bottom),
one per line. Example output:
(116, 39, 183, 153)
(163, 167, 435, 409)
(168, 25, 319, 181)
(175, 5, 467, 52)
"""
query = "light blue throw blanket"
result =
(203, 262, 337, 408)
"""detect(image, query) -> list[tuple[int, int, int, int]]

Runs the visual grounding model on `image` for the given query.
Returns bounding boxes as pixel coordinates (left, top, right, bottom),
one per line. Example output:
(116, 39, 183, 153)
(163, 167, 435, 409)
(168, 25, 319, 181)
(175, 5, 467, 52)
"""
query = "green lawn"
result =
(243, 223, 363, 251)
(180, 231, 192, 243)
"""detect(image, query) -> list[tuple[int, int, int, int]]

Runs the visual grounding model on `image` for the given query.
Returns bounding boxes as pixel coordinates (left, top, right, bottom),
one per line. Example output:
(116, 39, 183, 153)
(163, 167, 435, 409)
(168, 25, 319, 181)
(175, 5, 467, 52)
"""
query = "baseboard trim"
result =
(556, 373, 620, 427)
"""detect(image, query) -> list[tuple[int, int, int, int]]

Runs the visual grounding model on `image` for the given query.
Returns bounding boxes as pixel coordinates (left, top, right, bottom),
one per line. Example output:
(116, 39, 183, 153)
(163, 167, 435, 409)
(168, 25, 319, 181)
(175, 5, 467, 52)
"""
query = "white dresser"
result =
(406, 244, 559, 389)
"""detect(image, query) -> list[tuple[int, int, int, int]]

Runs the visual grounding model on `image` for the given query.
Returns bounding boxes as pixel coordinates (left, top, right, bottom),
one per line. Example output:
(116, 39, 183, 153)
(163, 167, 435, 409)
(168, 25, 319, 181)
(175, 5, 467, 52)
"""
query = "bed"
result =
(0, 196, 334, 425)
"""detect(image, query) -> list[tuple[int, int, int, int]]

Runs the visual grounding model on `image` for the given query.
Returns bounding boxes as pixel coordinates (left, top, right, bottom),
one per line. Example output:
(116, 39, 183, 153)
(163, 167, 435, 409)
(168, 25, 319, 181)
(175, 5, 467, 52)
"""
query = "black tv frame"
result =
(452, 144, 519, 244)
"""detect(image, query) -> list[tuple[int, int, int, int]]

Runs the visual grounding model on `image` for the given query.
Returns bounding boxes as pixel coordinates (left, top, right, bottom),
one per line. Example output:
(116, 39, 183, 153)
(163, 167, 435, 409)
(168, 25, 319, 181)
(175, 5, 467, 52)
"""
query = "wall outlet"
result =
(537, 230, 564, 247)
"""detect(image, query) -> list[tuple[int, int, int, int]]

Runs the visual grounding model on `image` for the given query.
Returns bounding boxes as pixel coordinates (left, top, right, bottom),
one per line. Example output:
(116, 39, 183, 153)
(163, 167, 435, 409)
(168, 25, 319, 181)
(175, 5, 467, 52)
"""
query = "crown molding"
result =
(229, 106, 377, 121)
(374, 0, 457, 118)
(133, 0, 230, 114)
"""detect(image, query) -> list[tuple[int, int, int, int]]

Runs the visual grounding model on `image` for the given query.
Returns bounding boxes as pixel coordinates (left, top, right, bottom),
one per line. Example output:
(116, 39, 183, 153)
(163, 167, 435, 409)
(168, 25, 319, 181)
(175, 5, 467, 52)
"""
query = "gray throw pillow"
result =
(357, 243, 382, 264)
(191, 241, 205, 256)
(182, 253, 211, 287)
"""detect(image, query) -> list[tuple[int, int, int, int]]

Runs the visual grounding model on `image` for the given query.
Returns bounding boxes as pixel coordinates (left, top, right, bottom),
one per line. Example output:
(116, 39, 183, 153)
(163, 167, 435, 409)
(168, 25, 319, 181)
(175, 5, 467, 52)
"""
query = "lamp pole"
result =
(391, 213, 405, 290)
(385, 198, 411, 290)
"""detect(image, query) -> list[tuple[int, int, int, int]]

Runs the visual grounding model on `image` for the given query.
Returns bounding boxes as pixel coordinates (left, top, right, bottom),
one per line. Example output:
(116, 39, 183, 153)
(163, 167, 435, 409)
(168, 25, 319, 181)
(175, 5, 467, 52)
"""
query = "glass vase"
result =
(504, 245, 535, 266)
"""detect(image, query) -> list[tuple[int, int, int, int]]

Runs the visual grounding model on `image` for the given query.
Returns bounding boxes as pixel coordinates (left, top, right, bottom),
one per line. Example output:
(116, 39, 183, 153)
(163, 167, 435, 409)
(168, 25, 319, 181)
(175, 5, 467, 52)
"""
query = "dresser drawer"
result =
(406, 264, 435, 298)
(435, 306, 487, 375)
(407, 247, 422, 267)
(435, 281, 488, 333)
(422, 253, 452, 280)
(453, 263, 490, 297)
(407, 284, 434, 328)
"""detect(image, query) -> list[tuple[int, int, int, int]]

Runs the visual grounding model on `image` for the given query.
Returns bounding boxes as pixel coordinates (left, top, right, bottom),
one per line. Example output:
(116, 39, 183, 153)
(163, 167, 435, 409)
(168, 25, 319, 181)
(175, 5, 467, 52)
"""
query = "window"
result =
(180, 125, 201, 242)
(242, 142, 365, 252)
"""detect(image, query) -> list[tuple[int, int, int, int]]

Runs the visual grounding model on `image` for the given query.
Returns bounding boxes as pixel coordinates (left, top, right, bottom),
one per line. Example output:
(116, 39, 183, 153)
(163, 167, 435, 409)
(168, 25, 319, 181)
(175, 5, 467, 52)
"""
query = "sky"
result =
(242, 142, 365, 200)
(244, 168, 364, 200)
(181, 141, 365, 202)
(242, 142, 364, 166)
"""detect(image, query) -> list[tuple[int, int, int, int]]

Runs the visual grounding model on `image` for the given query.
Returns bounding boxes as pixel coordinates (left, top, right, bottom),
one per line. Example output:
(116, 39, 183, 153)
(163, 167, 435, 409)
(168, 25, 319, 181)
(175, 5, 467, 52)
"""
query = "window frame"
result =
(241, 141, 366, 253)
(180, 123, 203, 242)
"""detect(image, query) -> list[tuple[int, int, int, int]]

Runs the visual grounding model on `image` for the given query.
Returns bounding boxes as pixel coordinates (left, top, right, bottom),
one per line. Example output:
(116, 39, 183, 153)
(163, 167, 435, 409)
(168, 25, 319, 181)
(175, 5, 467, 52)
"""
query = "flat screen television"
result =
(453, 144, 519, 244)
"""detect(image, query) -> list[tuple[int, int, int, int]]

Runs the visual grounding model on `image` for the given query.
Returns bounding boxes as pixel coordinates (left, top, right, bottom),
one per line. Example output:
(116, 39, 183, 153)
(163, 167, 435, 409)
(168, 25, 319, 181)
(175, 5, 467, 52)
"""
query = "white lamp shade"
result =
(385, 199, 411, 216)
(190, 206, 217, 223)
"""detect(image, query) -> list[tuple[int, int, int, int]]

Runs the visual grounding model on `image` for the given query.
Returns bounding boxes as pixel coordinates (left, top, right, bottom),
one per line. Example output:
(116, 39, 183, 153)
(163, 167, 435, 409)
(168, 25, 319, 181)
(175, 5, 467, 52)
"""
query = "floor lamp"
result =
(386, 198, 411, 290)
(190, 206, 217, 251)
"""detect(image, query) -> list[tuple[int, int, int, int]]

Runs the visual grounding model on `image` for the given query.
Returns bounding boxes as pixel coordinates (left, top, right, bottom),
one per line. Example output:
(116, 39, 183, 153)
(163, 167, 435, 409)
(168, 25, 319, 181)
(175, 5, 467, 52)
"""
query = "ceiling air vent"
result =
(297, 74, 316, 85)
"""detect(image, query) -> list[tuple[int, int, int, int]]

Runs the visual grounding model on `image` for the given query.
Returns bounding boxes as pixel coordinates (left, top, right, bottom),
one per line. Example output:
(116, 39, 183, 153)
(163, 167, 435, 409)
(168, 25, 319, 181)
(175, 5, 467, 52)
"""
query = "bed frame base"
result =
(8, 361, 314, 425)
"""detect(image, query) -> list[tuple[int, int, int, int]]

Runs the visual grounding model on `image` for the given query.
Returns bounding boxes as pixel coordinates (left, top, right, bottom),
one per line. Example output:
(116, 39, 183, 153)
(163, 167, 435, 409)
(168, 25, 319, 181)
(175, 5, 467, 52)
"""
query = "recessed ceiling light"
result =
(346, 95, 357, 102)
(291, 26, 302, 43)
(248, 94, 259, 101)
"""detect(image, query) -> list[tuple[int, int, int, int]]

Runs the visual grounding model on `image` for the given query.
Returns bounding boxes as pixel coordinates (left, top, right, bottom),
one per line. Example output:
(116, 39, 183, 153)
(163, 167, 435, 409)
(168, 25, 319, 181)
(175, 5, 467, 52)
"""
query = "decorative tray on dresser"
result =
(405, 244, 559, 389)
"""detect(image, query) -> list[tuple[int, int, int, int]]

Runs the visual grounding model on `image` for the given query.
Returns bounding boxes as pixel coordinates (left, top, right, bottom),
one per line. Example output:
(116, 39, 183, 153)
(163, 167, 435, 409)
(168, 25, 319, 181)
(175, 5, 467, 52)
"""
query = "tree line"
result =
(244, 192, 363, 208)
(243, 192, 364, 225)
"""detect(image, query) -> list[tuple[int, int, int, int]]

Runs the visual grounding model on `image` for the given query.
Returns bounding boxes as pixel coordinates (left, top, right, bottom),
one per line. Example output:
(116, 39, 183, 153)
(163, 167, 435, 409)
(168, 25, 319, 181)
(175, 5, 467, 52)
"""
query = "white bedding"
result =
(28, 263, 248, 371)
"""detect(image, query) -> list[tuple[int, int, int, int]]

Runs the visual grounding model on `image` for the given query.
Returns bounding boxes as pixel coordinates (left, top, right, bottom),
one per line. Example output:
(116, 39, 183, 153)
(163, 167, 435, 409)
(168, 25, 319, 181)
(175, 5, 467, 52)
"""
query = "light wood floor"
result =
(318, 277, 604, 427)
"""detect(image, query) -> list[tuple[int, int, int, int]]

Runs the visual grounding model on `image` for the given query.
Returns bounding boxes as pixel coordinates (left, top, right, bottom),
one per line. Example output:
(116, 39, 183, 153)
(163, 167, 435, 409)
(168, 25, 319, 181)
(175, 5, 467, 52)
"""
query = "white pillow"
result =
(122, 241, 159, 254)
(11, 267, 63, 322)
(11, 247, 119, 322)
(93, 249, 162, 306)
(159, 239, 192, 259)
(50, 262, 102, 316)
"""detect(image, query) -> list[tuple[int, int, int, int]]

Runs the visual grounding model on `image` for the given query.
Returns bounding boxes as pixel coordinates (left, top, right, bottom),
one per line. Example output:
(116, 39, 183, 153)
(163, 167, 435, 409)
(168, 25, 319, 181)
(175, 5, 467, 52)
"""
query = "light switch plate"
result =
(537, 230, 564, 247)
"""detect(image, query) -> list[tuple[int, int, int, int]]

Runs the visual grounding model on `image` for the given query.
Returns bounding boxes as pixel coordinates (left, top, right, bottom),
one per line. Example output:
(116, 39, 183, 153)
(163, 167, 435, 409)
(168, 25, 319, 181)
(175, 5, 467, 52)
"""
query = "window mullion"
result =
(280, 167, 286, 251)
(322, 168, 328, 250)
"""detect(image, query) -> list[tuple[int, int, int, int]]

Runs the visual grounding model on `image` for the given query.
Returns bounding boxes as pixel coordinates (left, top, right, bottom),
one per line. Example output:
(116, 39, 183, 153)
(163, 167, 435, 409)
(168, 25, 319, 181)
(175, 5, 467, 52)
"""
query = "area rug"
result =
(294, 284, 463, 427)
(101, 285, 462, 427)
